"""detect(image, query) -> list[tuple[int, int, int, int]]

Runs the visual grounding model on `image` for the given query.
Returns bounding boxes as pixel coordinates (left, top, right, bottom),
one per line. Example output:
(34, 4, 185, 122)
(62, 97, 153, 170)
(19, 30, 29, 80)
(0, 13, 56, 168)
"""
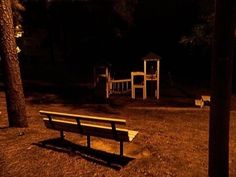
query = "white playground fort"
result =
(95, 53, 161, 100)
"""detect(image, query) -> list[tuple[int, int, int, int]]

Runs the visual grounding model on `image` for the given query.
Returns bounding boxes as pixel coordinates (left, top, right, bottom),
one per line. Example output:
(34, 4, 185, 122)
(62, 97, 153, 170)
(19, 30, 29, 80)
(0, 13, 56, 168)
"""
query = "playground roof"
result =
(142, 52, 161, 61)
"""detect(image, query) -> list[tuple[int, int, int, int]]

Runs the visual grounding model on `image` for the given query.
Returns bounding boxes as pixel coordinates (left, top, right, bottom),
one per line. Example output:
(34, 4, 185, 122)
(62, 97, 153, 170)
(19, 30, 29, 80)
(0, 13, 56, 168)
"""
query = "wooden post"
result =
(113, 82, 116, 92)
(117, 82, 120, 93)
(157, 59, 160, 99)
(131, 72, 135, 99)
(143, 60, 147, 99)
(105, 67, 109, 98)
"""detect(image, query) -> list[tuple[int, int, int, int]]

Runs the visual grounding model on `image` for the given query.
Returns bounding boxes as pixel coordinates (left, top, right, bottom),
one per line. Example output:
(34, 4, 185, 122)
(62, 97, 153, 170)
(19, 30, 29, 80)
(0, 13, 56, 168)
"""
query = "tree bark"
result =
(0, 0, 28, 127)
(208, 0, 235, 176)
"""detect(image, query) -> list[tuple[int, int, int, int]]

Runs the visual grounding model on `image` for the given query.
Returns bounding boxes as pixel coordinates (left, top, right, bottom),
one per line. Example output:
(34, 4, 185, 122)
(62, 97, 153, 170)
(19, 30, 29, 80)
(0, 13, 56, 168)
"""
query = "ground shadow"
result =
(23, 82, 127, 110)
(33, 138, 134, 170)
(0, 126, 9, 130)
(24, 83, 100, 105)
(85, 105, 120, 115)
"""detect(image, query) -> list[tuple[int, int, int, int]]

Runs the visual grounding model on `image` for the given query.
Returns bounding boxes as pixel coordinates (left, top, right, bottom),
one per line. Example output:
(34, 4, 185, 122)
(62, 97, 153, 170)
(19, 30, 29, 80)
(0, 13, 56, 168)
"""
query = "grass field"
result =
(0, 91, 235, 177)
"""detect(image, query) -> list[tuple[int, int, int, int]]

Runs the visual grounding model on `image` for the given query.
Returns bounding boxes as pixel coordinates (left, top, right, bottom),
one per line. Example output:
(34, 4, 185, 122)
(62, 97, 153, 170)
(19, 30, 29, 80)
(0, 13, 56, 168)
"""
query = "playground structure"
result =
(95, 53, 161, 100)
(195, 95, 211, 108)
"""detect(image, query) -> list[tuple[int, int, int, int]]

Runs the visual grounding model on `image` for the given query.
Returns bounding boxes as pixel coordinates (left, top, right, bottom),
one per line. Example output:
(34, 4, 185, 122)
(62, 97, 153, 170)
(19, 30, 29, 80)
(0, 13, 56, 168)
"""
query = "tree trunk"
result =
(0, 0, 28, 127)
(208, 0, 235, 176)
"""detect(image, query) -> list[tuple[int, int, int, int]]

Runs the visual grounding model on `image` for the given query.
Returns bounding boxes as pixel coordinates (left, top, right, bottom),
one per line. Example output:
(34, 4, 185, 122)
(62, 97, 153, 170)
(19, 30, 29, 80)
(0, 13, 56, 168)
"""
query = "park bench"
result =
(39, 110, 138, 156)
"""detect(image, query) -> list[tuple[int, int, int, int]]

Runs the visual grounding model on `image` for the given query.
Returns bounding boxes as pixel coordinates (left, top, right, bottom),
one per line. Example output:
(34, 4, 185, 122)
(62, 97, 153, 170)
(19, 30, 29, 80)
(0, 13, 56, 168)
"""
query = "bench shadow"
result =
(33, 138, 134, 170)
(0, 126, 9, 129)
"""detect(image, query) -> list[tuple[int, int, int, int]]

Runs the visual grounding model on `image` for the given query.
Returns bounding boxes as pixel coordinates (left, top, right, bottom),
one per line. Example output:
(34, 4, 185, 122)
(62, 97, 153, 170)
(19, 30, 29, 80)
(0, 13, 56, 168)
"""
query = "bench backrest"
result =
(39, 110, 126, 125)
(40, 110, 131, 142)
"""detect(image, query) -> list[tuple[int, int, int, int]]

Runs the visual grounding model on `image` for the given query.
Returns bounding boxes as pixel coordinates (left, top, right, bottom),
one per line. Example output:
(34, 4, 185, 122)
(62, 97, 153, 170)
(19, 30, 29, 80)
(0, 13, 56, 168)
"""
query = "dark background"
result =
(13, 0, 235, 91)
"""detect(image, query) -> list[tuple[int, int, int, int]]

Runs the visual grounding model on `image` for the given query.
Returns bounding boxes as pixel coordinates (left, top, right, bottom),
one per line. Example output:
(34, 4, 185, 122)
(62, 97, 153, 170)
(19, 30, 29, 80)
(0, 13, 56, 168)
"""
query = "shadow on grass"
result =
(33, 138, 134, 170)
(23, 83, 127, 110)
(0, 126, 9, 129)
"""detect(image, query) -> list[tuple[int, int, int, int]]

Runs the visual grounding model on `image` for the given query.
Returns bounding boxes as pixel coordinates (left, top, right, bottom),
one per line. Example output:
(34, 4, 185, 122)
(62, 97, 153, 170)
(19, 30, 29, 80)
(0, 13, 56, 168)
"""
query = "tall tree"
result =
(0, 0, 28, 127)
(209, 0, 235, 176)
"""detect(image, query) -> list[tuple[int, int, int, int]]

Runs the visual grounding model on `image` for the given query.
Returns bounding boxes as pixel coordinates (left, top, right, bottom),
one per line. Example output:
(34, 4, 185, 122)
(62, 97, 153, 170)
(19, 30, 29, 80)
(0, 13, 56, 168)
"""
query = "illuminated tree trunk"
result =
(0, 0, 28, 127)
(209, 0, 235, 176)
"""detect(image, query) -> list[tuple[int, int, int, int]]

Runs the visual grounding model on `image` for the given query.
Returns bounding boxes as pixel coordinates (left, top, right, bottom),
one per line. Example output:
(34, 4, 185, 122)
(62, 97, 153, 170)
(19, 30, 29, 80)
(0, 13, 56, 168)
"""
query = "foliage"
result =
(112, 0, 138, 39)
(11, 0, 25, 26)
(179, 13, 214, 48)
(179, 0, 215, 49)
(113, 0, 138, 26)
(11, 0, 25, 38)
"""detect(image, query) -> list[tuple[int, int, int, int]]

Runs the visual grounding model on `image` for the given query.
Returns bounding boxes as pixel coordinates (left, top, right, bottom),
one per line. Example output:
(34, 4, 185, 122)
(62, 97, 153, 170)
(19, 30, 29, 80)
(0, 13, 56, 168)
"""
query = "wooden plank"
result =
(111, 79, 131, 83)
(43, 118, 131, 142)
(131, 72, 145, 76)
(39, 110, 126, 125)
(201, 95, 211, 102)
(133, 85, 144, 88)
(128, 130, 139, 141)
(146, 75, 157, 80)
(195, 99, 204, 108)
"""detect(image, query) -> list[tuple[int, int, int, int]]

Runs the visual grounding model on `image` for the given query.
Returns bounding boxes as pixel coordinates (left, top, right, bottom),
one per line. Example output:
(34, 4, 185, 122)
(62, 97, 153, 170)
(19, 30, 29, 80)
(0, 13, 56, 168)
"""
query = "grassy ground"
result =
(0, 91, 235, 177)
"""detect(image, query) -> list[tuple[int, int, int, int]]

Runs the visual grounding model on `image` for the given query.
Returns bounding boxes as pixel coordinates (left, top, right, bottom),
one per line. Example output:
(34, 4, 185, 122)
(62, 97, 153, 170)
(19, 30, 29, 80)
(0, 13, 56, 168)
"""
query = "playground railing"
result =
(110, 79, 131, 94)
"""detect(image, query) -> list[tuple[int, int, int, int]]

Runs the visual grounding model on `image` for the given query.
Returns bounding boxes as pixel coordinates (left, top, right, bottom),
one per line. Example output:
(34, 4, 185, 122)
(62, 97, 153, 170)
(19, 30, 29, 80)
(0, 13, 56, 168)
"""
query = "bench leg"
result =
(120, 141, 123, 156)
(87, 135, 91, 148)
(60, 130, 64, 140)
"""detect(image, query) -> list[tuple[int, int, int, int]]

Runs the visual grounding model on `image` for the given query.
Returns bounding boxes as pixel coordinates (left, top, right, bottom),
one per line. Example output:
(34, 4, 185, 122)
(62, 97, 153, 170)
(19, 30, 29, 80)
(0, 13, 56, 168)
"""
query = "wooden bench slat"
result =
(43, 118, 131, 142)
(43, 118, 128, 131)
(40, 110, 126, 125)
(128, 130, 139, 141)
